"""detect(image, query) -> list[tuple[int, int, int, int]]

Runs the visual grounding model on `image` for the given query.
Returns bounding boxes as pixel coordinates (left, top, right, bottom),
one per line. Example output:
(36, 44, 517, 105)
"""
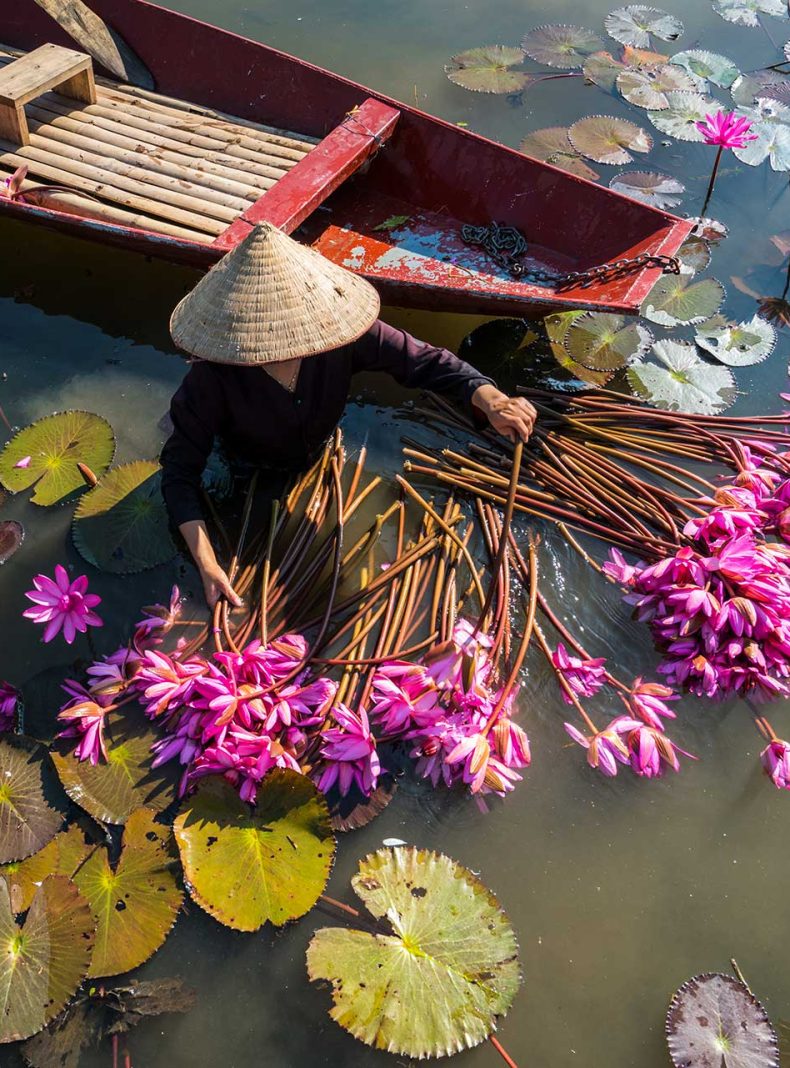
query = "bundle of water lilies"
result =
(47, 431, 531, 816)
(404, 387, 790, 787)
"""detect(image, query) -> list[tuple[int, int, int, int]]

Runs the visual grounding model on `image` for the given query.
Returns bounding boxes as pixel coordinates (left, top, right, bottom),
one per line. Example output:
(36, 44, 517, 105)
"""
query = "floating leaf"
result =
(330, 779, 397, 833)
(583, 51, 626, 91)
(609, 170, 684, 208)
(642, 274, 724, 326)
(622, 44, 671, 67)
(666, 973, 779, 1068)
(51, 705, 179, 825)
(617, 64, 700, 109)
(174, 771, 335, 931)
(0, 876, 94, 1043)
(521, 25, 604, 69)
(758, 81, 790, 107)
(713, 0, 786, 27)
(0, 519, 24, 564)
(0, 825, 91, 914)
(695, 313, 777, 364)
(73, 808, 182, 977)
(670, 49, 739, 88)
(568, 115, 652, 164)
(0, 412, 114, 507)
(545, 312, 615, 385)
(733, 120, 790, 172)
(604, 6, 683, 47)
(445, 46, 528, 94)
(731, 69, 790, 106)
(307, 848, 521, 1059)
(648, 91, 719, 141)
(676, 235, 711, 276)
(689, 216, 728, 243)
(564, 312, 653, 369)
(72, 460, 176, 575)
(519, 126, 601, 179)
(628, 339, 736, 413)
(0, 738, 63, 864)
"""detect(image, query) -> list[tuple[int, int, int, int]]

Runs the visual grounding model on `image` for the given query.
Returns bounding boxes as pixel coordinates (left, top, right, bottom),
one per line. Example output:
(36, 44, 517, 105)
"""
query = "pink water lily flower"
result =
(56, 688, 111, 765)
(315, 704, 380, 797)
(0, 681, 19, 732)
(23, 565, 103, 644)
(626, 679, 678, 729)
(564, 720, 633, 777)
(695, 110, 757, 149)
(552, 644, 607, 704)
(760, 738, 790, 790)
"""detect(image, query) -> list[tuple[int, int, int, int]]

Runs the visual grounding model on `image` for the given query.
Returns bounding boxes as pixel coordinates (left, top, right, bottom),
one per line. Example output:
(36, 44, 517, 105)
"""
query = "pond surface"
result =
(1, 0, 789, 1065)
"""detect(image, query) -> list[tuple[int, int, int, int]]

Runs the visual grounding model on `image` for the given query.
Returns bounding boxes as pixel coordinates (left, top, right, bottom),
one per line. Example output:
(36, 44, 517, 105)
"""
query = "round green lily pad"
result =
(521, 25, 604, 69)
(72, 460, 176, 575)
(519, 127, 601, 180)
(73, 808, 182, 977)
(628, 339, 736, 414)
(670, 49, 739, 89)
(51, 705, 180, 826)
(568, 115, 652, 165)
(445, 46, 528, 94)
(174, 771, 335, 931)
(695, 314, 777, 365)
(564, 312, 652, 370)
(617, 64, 699, 109)
(0, 737, 63, 864)
(0, 411, 114, 506)
(0, 876, 94, 1042)
(0, 825, 92, 914)
(605, 6, 683, 47)
(545, 312, 615, 386)
(641, 274, 724, 326)
(307, 847, 521, 1059)
(648, 91, 719, 141)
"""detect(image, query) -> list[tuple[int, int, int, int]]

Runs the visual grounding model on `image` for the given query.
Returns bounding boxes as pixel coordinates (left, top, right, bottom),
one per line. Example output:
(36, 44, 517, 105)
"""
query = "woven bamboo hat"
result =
(170, 222, 380, 364)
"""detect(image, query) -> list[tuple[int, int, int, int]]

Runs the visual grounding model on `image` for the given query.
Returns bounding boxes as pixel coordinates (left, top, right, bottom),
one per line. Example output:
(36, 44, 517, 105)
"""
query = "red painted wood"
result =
(213, 98, 399, 252)
(0, 0, 693, 316)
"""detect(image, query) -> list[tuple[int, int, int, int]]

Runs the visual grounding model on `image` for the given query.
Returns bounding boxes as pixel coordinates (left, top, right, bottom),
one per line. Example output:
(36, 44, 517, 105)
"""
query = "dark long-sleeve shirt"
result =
(160, 319, 495, 527)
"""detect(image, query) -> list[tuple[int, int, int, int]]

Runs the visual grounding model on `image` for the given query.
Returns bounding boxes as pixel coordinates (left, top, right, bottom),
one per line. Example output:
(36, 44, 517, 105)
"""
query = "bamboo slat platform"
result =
(0, 43, 320, 244)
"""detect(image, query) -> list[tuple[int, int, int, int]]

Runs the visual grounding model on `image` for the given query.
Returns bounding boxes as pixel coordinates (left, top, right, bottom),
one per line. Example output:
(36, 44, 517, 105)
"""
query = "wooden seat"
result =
(0, 43, 95, 146)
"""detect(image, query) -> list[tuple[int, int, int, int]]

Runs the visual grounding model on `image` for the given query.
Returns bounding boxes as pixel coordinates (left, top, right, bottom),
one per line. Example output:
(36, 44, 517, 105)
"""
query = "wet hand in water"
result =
(485, 394, 537, 444)
(201, 562, 243, 609)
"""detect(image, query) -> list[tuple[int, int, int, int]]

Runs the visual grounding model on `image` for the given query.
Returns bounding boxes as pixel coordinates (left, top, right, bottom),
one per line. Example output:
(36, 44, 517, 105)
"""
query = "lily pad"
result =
(583, 51, 626, 91)
(51, 705, 180, 825)
(609, 170, 685, 208)
(628, 339, 736, 413)
(713, 0, 786, 27)
(689, 216, 728, 243)
(733, 120, 790, 172)
(648, 91, 719, 141)
(174, 771, 335, 931)
(670, 49, 739, 89)
(445, 46, 528, 94)
(0, 876, 94, 1043)
(642, 274, 724, 326)
(306, 847, 521, 1059)
(73, 808, 182, 977)
(521, 25, 604, 69)
(732, 70, 790, 106)
(0, 411, 114, 506)
(666, 972, 779, 1067)
(519, 127, 601, 179)
(568, 115, 652, 164)
(0, 519, 24, 564)
(758, 81, 790, 107)
(330, 780, 398, 833)
(617, 64, 700, 109)
(545, 312, 615, 385)
(0, 737, 63, 864)
(695, 314, 777, 364)
(677, 235, 712, 275)
(0, 825, 92, 914)
(564, 313, 653, 370)
(72, 460, 176, 575)
(604, 6, 683, 47)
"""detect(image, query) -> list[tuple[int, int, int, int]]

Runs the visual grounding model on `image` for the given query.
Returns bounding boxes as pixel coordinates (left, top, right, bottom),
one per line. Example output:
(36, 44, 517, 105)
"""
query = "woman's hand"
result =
(471, 385, 537, 444)
(199, 561, 242, 609)
(179, 519, 243, 609)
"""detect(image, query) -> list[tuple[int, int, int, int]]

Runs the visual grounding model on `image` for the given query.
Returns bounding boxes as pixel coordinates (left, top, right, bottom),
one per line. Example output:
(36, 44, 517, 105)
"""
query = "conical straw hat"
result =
(170, 223, 380, 364)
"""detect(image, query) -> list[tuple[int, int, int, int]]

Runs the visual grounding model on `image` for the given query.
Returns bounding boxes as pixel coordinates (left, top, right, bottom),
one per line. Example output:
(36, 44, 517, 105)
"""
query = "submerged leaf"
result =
(0, 825, 92, 914)
(666, 972, 779, 1067)
(604, 6, 683, 47)
(521, 24, 604, 69)
(676, 235, 712, 275)
(0, 737, 63, 864)
(519, 126, 601, 180)
(695, 313, 777, 364)
(617, 64, 700, 109)
(609, 170, 684, 208)
(446, 46, 528, 93)
(628, 339, 736, 413)
(564, 312, 653, 369)
(583, 51, 626, 91)
(72, 460, 176, 575)
(0, 411, 114, 506)
(73, 808, 182, 977)
(0, 876, 94, 1043)
(713, 0, 786, 26)
(51, 705, 180, 825)
(648, 90, 719, 140)
(568, 114, 652, 164)
(307, 848, 521, 1059)
(642, 275, 724, 326)
(0, 519, 24, 564)
(670, 48, 739, 88)
(174, 771, 335, 931)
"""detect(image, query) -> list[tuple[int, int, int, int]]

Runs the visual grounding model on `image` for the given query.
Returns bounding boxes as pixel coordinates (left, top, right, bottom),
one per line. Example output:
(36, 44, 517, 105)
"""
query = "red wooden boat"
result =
(0, 0, 692, 316)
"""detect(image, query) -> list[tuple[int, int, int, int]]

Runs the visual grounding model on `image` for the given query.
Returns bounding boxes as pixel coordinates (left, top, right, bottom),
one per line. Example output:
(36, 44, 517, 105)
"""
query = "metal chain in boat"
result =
(460, 221, 680, 290)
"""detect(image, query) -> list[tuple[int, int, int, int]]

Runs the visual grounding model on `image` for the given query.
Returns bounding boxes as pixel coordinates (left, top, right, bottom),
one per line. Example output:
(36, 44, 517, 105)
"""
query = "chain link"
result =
(460, 222, 680, 290)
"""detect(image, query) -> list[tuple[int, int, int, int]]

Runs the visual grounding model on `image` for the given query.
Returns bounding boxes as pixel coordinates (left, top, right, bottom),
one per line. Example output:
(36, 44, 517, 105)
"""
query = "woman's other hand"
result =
(471, 385, 537, 444)
(179, 519, 243, 609)
(199, 561, 242, 609)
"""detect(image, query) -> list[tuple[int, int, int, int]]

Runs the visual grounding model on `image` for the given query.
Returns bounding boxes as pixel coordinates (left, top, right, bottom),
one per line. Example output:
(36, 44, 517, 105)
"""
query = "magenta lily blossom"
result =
(761, 738, 790, 790)
(694, 110, 757, 215)
(56, 685, 111, 765)
(552, 644, 607, 704)
(23, 565, 103, 644)
(315, 704, 380, 797)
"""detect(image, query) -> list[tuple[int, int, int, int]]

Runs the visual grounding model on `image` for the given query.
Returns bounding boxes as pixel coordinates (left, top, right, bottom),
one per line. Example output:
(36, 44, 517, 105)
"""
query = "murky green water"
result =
(1, 0, 790, 1065)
